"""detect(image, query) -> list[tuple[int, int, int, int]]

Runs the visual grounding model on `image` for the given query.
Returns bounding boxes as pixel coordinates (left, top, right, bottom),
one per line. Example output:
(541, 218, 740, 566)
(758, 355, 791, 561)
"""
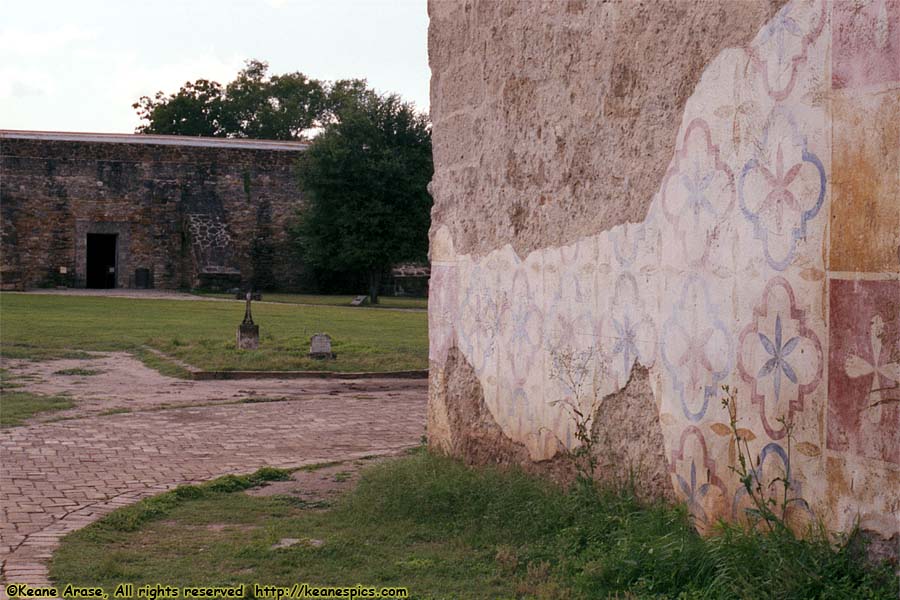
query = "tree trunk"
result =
(368, 269, 380, 304)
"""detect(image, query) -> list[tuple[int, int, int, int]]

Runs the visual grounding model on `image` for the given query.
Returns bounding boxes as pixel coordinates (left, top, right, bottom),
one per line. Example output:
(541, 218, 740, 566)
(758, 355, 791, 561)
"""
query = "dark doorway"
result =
(86, 234, 117, 288)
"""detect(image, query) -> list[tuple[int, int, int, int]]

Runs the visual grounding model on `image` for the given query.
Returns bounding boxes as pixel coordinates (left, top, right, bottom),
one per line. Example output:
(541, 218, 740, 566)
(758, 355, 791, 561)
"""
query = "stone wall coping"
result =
(0, 129, 308, 151)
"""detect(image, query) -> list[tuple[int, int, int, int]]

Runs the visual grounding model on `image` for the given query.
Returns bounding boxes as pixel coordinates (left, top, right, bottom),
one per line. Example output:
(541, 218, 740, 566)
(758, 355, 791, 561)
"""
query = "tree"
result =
(133, 79, 226, 137)
(218, 60, 327, 140)
(134, 60, 359, 140)
(292, 92, 432, 303)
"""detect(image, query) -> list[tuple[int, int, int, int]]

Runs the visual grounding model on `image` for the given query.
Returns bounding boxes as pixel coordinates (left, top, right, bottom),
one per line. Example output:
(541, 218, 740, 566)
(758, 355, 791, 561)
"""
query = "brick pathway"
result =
(0, 382, 426, 589)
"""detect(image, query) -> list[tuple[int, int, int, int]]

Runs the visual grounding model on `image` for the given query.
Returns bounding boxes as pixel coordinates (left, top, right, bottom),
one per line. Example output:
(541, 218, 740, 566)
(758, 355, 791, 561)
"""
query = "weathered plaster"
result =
(427, 0, 788, 259)
(428, 0, 900, 541)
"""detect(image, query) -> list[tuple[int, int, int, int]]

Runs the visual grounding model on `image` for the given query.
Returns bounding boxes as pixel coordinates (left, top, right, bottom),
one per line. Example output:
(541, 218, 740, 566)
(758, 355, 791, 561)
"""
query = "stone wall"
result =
(428, 0, 899, 545)
(0, 132, 306, 290)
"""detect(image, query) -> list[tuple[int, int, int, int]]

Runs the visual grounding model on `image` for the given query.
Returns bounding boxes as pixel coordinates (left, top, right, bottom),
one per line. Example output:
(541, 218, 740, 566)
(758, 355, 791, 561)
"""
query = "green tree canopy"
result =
(133, 60, 366, 140)
(292, 92, 432, 303)
(133, 78, 227, 137)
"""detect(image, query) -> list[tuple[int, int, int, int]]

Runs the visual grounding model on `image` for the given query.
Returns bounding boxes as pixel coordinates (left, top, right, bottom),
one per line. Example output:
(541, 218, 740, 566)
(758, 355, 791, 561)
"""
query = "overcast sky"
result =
(0, 0, 430, 134)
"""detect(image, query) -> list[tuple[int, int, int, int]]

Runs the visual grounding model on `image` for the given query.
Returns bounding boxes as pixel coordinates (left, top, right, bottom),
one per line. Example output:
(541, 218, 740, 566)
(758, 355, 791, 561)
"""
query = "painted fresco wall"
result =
(428, 0, 899, 540)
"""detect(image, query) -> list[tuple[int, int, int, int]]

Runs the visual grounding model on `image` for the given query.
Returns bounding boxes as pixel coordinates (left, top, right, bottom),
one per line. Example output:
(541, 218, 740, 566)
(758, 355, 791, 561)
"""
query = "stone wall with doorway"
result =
(427, 0, 899, 548)
(0, 132, 306, 290)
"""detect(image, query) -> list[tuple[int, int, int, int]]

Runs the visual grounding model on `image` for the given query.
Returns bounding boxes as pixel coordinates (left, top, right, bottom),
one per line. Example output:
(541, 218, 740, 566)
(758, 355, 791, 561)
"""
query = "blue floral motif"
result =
(611, 314, 639, 376)
(739, 107, 826, 272)
(661, 275, 734, 422)
(553, 242, 590, 302)
(681, 160, 718, 225)
(675, 459, 715, 523)
(502, 267, 543, 380)
(509, 300, 540, 348)
(758, 3, 802, 67)
(458, 266, 504, 375)
(605, 273, 657, 385)
(611, 223, 646, 269)
(732, 443, 812, 521)
(757, 314, 800, 401)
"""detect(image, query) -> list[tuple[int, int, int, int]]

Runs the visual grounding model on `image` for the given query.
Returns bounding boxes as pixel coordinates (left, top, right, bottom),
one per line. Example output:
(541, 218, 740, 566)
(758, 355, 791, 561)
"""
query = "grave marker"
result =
(236, 291, 259, 350)
(309, 333, 336, 359)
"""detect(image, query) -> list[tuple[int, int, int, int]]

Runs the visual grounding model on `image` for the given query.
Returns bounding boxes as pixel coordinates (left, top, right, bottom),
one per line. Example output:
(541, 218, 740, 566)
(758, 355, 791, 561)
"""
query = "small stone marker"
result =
(270, 537, 323, 550)
(309, 333, 336, 359)
(350, 295, 369, 306)
(236, 291, 259, 350)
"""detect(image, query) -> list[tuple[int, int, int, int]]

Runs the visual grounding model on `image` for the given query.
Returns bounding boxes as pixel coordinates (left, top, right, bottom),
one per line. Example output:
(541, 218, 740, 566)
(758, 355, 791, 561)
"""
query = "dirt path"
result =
(0, 355, 427, 589)
(3, 352, 426, 421)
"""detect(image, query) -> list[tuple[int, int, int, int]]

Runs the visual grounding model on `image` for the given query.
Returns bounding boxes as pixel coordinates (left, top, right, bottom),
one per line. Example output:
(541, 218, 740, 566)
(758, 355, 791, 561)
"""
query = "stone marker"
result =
(309, 333, 336, 359)
(237, 291, 259, 350)
(270, 537, 323, 550)
(350, 295, 369, 306)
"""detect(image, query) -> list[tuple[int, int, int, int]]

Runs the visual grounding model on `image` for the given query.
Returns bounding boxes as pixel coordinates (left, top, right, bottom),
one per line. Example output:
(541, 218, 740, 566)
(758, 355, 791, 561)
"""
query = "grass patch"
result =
(1, 343, 94, 361)
(1, 293, 427, 373)
(0, 369, 75, 427)
(53, 368, 103, 376)
(1, 392, 75, 427)
(133, 347, 194, 379)
(58, 467, 291, 536)
(49, 451, 898, 599)
(0, 368, 24, 390)
(195, 292, 427, 310)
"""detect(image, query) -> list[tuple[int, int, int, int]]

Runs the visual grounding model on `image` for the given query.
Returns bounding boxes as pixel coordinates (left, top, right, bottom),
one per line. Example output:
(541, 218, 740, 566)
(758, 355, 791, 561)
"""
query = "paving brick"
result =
(0, 378, 425, 584)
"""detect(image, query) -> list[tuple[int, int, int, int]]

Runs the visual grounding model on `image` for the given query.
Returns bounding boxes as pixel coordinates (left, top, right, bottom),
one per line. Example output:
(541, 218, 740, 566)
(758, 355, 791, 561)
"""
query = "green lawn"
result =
(0, 368, 74, 426)
(196, 292, 427, 310)
(49, 451, 898, 600)
(0, 293, 427, 373)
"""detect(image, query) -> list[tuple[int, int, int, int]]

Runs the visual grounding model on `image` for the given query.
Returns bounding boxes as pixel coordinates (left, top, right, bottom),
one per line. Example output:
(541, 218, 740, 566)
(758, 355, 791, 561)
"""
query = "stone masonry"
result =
(0, 131, 307, 290)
